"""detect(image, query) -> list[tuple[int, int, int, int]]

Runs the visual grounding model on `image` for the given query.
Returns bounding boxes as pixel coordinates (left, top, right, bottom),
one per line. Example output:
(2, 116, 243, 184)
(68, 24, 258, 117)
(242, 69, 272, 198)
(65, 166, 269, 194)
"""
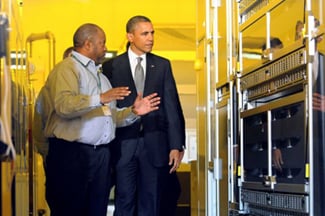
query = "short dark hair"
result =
(126, 15, 151, 33)
(63, 46, 74, 59)
(261, 37, 283, 51)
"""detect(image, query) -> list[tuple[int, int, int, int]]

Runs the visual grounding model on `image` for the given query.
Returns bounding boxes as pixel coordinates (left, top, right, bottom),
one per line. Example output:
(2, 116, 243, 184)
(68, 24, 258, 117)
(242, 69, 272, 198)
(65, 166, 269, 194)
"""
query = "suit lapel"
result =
(144, 54, 156, 95)
(118, 53, 156, 96)
(119, 54, 137, 94)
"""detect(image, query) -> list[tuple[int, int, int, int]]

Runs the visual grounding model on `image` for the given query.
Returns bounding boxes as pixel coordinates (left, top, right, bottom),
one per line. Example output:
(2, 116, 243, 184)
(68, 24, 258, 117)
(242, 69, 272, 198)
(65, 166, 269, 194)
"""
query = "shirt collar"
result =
(128, 48, 146, 63)
(71, 50, 94, 67)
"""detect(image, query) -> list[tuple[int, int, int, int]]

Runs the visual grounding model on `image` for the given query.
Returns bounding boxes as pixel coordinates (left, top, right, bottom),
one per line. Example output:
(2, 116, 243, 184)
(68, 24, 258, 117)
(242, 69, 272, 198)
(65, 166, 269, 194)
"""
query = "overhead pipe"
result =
(26, 31, 56, 75)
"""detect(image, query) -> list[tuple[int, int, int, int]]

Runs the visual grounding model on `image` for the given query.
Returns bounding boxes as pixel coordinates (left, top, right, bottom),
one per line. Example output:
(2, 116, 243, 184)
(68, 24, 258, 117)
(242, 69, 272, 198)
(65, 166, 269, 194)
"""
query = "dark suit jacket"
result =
(102, 52, 185, 167)
(313, 51, 325, 215)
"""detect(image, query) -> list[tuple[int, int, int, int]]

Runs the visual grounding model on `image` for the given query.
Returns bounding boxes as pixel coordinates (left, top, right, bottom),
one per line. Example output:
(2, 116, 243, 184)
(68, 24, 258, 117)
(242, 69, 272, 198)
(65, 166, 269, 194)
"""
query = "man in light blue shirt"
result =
(43, 23, 160, 216)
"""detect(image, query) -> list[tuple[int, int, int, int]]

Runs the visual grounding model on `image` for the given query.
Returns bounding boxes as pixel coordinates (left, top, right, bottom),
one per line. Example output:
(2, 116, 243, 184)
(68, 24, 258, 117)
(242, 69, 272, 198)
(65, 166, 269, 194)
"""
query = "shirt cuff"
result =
(127, 106, 139, 120)
(89, 95, 102, 106)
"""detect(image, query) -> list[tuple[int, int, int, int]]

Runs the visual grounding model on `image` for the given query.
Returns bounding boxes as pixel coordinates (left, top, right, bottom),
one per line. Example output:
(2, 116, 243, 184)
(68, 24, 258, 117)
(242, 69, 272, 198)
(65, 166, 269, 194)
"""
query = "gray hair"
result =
(73, 23, 103, 48)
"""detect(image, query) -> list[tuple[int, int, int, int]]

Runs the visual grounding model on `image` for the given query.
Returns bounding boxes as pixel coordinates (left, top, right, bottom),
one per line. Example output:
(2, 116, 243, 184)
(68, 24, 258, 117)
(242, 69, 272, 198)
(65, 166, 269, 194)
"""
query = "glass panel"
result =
(312, 0, 325, 52)
(270, 0, 305, 48)
(241, 16, 266, 70)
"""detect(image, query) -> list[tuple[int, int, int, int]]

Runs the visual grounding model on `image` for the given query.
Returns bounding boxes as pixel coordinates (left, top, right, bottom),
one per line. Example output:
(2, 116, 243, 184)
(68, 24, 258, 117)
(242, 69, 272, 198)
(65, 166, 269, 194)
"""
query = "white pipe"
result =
(0, 57, 16, 160)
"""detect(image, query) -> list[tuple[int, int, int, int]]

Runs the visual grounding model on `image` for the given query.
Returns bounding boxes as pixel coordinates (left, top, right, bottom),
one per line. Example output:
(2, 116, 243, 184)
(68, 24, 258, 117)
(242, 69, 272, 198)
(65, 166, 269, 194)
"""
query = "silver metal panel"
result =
(241, 189, 309, 213)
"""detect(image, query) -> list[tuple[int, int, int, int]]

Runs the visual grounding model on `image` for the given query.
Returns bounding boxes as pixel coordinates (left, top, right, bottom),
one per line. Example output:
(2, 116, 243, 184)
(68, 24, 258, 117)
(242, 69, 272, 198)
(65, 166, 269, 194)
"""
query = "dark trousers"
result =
(113, 137, 169, 216)
(46, 138, 111, 216)
(159, 171, 181, 216)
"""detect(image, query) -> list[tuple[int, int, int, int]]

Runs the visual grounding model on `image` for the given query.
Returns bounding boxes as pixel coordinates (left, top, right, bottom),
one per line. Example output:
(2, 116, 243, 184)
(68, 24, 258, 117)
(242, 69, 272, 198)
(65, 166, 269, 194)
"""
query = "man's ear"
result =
(127, 33, 134, 43)
(84, 38, 92, 50)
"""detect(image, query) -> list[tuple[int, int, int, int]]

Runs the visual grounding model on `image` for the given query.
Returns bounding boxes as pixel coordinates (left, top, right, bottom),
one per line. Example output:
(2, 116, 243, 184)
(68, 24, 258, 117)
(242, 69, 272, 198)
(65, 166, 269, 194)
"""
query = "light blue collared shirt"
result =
(43, 51, 138, 146)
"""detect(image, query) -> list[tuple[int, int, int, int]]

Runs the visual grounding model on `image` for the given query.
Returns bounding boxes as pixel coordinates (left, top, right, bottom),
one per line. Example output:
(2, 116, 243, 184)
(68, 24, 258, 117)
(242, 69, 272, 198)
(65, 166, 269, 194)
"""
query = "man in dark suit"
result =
(102, 15, 185, 216)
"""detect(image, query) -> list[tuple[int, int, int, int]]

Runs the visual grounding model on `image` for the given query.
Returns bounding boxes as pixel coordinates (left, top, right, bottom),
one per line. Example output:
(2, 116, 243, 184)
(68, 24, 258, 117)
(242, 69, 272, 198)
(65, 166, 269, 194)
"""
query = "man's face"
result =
(128, 21, 154, 55)
(90, 30, 107, 64)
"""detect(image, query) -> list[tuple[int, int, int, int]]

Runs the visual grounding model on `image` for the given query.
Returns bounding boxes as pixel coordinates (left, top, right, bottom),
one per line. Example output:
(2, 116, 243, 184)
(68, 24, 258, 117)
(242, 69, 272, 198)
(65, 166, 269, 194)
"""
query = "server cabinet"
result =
(239, 41, 311, 215)
(236, 0, 325, 215)
(205, 0, 239, 215)
(216, 80, 240, 216)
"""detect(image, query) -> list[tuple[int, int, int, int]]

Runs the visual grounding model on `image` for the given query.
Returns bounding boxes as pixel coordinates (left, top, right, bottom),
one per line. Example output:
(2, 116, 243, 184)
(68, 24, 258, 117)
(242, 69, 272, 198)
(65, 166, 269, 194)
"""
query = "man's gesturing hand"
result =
(132, 93, 160, 116)
(100, 87, 131, 104)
